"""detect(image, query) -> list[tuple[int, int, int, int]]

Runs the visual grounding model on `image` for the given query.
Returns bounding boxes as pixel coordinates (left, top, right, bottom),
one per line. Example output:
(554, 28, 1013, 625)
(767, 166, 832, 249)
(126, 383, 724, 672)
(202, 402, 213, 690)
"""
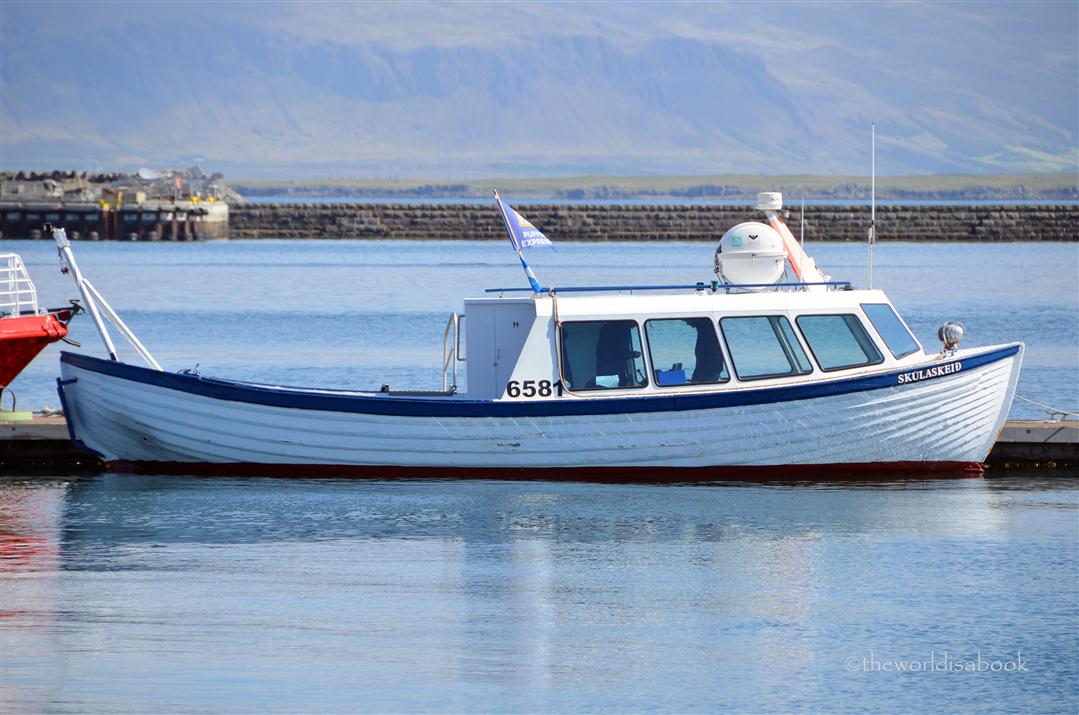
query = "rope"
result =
(1014, 394, 1079, 420)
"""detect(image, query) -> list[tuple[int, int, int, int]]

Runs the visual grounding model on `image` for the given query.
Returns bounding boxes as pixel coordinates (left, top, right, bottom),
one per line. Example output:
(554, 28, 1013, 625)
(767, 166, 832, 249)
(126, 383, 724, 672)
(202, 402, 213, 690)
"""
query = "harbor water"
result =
(2, 239, 1078, 712)
(3, 475, 1077, 712)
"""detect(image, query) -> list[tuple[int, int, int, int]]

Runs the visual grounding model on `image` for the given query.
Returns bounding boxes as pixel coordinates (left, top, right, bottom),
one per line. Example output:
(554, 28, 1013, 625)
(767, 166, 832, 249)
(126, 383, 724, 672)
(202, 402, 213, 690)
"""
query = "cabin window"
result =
(560, 320, 648, 391)
(720, 316, 813, 380)
(861, 303, 921, 359)
(645, 318, 729, 386)
(796, 314, 884, 371)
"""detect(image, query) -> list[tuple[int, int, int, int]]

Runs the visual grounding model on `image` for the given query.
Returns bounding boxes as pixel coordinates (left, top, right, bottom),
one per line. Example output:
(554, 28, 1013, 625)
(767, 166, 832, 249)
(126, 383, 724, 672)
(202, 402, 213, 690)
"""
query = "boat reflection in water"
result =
(4, 473, 1073, 713)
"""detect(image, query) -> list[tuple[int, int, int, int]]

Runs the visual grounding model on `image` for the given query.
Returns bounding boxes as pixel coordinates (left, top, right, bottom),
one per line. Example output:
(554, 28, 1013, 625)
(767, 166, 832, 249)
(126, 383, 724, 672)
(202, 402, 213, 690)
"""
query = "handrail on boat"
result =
(0, 253, 41, 317)
(441, 312, 464, 392)
(484, 281, 852, 294)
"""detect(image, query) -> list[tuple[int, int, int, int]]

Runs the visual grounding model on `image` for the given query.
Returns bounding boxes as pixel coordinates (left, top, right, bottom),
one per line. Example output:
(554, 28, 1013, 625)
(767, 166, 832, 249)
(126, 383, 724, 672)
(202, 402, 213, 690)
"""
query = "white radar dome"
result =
(756, 192, 783, 211)
(714, 222, 787, 288)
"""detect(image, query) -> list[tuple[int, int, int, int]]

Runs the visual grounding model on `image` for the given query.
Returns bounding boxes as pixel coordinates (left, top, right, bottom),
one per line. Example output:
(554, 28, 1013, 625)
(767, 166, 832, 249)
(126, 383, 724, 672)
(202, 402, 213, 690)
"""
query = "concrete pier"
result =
(0, 417, 102, 473)
(0, 200, 229, 241)
(990, 420, 1079, 464)
(2, 417, 1076, 476)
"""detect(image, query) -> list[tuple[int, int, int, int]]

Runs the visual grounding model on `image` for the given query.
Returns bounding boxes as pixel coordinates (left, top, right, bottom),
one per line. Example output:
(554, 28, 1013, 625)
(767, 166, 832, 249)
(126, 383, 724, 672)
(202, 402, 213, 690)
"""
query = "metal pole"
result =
(800, 197, 805, 286)
(51, 227, 118, 361)
(81, 280, 163, 370)
(868, 123, 876, 289)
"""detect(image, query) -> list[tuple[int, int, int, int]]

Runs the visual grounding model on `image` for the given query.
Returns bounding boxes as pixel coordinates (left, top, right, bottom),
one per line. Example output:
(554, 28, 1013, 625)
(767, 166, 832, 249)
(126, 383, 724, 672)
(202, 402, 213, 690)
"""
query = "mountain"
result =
(1, 1, 1075, 178)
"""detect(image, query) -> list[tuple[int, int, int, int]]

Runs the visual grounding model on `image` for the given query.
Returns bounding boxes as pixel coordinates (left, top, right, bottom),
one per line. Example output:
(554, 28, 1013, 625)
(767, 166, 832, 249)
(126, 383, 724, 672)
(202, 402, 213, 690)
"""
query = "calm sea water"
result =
(2, 475, 1077, 713)
(2, 239, 1078, 713)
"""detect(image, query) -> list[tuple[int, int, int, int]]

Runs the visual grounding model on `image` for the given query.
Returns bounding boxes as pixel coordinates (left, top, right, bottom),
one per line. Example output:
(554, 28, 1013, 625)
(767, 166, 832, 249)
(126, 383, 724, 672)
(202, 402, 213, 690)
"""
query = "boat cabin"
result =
(457, 285, 925, 401)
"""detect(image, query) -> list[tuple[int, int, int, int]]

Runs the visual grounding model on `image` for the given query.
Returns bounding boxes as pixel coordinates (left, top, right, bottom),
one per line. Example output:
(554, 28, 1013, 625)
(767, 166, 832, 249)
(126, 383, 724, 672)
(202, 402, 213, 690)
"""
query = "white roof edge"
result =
(463, 288, 893, 317)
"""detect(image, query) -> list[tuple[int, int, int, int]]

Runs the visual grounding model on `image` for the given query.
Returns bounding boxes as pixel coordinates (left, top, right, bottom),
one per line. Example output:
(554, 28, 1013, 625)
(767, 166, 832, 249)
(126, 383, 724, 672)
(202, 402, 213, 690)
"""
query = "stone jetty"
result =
(230, 203, 1078, 242)
(4, 202, 1076, 242)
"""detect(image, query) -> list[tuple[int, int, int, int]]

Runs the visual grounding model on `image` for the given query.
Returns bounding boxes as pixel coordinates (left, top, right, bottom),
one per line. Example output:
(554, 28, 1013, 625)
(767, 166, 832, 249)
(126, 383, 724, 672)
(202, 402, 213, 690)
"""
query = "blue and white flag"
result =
(494, 193, 554, 251)
(506, 207, 553, 249)
(494, 191, 552, 293)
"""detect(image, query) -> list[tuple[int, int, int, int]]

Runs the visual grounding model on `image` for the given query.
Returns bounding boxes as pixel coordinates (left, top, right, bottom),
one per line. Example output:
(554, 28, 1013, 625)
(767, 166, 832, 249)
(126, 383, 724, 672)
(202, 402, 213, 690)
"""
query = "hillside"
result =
(2, 2, 1076, 178)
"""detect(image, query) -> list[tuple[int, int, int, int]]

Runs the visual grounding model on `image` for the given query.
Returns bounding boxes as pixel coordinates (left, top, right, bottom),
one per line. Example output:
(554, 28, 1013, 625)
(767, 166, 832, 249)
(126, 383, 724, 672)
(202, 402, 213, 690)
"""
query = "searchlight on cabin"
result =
(938, 321, 965, 353)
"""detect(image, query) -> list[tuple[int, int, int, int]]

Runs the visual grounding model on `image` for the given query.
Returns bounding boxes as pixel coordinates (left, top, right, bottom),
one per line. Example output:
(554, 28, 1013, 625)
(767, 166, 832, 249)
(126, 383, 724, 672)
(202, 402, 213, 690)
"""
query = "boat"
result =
(50, 192, 1023, 478)
(1, 252, 79, 417)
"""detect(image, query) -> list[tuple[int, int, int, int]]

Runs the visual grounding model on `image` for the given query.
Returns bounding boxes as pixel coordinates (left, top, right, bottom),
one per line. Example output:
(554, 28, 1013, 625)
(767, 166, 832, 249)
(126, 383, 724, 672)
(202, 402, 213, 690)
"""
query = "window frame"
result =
(795, 313, 886, 372)
(719, 315, 815, 382)
(644, 317, 731, 388)
(558, 319, 650, 392)
(860, 303, 922, 360)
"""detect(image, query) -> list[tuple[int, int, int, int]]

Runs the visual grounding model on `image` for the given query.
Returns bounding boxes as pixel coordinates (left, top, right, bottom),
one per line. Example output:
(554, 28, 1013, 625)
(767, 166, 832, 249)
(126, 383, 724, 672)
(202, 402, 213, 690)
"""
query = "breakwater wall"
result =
(4, 203, 1075, 241)
(230, 203, 1077, 241)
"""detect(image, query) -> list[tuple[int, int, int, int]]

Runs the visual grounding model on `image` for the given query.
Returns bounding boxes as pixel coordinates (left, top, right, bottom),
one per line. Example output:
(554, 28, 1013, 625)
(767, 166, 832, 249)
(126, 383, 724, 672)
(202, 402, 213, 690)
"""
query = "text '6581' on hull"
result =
(47, 191, 1024, 480)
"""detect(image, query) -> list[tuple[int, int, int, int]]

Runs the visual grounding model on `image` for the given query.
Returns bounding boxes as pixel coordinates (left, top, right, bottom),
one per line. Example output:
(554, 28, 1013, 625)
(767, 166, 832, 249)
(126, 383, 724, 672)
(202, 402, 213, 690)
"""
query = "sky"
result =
(1, 0, 1076, 178)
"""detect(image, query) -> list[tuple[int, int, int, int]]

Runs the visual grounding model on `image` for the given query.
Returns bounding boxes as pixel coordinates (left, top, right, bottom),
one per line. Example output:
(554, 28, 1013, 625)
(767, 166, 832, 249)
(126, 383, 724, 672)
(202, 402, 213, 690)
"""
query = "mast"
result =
(868, 123, 876, 289)
(800, 197, 805, 285)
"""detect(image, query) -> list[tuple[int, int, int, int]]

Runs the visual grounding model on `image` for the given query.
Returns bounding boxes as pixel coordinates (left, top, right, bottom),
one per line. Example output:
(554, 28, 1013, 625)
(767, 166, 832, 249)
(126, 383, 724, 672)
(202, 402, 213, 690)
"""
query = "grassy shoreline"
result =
(232, 172, 1078, 201)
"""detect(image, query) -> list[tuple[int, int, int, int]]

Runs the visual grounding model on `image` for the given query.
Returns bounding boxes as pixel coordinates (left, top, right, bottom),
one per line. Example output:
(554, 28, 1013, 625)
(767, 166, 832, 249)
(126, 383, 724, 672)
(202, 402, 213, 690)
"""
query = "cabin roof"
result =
(465, 288, 891, 318)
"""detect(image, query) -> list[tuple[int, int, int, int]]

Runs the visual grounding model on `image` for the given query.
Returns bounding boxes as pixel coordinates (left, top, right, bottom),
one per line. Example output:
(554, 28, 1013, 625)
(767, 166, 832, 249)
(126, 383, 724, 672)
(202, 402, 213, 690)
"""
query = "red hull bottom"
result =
(106, 460, 985, 481)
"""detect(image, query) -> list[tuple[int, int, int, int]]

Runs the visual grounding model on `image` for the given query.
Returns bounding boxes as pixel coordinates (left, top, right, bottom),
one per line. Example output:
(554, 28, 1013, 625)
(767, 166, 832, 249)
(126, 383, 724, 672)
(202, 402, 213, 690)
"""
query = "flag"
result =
(506, 206, 554, 249)
(494, 191, 551, 293)
(495, 193, 554, 251)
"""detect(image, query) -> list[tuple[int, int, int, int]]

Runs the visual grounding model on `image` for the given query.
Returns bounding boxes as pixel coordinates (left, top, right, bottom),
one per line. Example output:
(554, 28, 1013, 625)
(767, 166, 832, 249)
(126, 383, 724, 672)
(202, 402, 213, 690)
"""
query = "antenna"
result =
(868, 123, 876, 289)
(800, 197, 805, 285)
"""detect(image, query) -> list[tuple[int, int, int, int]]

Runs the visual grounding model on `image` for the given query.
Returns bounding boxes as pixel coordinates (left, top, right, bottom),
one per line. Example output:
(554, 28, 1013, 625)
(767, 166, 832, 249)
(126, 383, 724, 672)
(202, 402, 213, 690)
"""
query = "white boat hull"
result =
(58, 344, 1023, 477)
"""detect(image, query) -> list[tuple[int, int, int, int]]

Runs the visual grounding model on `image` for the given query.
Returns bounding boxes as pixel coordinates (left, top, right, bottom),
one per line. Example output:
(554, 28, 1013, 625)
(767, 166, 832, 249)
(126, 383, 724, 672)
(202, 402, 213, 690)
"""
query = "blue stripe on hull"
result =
(59, 345, 1020, 419)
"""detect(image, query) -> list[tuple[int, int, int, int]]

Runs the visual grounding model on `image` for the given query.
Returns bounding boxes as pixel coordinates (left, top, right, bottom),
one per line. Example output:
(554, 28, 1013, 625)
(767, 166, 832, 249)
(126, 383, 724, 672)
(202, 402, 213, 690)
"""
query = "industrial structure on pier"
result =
(0, 168, 236, 241)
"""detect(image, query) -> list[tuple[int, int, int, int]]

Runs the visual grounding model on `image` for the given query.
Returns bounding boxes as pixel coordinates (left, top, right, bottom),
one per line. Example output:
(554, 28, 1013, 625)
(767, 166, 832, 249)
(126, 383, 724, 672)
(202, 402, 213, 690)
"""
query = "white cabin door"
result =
(492, 305, 533, 392)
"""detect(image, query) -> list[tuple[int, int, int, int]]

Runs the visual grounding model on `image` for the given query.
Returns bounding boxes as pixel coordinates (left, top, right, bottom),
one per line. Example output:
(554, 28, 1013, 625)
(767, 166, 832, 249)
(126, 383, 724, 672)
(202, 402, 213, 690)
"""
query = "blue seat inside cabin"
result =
(656, 367, 687, 386)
